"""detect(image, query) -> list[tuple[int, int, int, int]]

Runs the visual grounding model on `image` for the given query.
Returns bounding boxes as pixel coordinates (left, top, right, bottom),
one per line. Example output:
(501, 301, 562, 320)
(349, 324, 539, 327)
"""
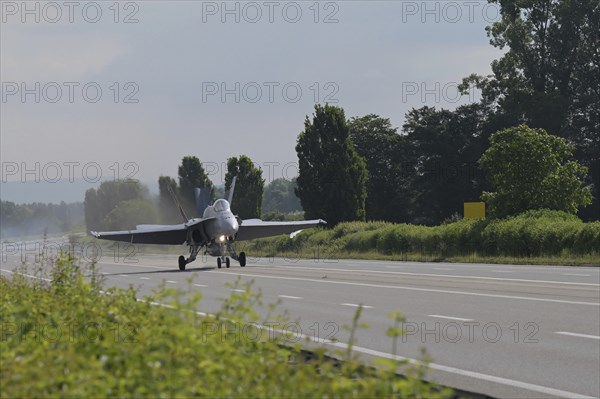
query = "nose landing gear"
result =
(217, 256, 231, 268)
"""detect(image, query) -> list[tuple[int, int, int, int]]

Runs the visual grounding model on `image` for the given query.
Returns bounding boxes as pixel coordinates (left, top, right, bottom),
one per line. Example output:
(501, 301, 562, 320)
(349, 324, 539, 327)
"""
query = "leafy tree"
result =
(401, 104, 492, 225)
(295, 104, 367, 225)
(178, 156, 214, 217)
(461, 0, 600, 219)
(262, 178, 302, 214)
(103, 199, 160, 230)
(462, 0, 599, 143)
(225, 155, 264, 219)
(348, 114, 408, 222)
(158, 176, 182, 223)
(84, 180, 150, 231)
(479, 125, 592, 218)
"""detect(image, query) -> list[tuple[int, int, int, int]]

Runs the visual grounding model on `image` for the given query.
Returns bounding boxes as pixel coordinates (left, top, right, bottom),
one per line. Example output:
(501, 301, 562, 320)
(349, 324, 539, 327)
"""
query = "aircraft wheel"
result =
(178, 256, 186, 271)
(226, 257, 230, 268)
(239, 252, 246, 267)
(217, 258, 222, 268)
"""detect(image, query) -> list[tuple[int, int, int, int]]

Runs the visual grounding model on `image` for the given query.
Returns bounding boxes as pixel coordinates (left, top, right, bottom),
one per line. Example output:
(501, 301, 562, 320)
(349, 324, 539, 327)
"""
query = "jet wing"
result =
(90, 218, 214, 245)
(235, 219, 327, 241)
(91, 224, 188, 245)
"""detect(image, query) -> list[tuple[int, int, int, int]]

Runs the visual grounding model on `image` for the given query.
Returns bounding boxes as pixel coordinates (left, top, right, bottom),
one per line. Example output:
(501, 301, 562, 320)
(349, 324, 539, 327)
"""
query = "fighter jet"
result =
(91, 177, 326, 270)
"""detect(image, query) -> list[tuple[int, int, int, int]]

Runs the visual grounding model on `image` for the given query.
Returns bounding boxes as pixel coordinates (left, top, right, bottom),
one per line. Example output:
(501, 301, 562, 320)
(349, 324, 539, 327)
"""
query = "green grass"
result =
(0, 254, 452, 398)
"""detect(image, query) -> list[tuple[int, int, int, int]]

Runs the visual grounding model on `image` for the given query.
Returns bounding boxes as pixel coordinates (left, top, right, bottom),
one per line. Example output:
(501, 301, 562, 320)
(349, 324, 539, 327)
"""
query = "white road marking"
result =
(220, 271, 599, 306)
(261, 265, 599, 287)
(119, 274, 129, 277)
(194, 284, 208, 288)
(166, 280, 177, 284)
(491, 270, 513, 273)
(0, 268, 51, 281)
(231, 289, 245, 293)
(279, 295, 303, 300)
(140, 277, 150, 280)
(434, 268, 454, 271)
(555, 332, 600, 340)
(429, 315, 473, 322)
(562, 273, 592, 277)
(341, 303, 373, 309)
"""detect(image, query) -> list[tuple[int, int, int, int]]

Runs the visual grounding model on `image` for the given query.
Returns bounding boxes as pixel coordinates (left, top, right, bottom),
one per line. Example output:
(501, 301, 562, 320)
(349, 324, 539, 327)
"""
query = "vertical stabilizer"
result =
(194, 187, 211, 217)
(227, 175, 237, 204)
(167, 184, 189, 223)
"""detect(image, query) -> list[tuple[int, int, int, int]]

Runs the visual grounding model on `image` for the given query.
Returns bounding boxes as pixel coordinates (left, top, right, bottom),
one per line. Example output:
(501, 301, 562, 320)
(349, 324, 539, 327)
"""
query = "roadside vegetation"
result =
(0, 253, 452, 398)
(242, 210, 600, 266)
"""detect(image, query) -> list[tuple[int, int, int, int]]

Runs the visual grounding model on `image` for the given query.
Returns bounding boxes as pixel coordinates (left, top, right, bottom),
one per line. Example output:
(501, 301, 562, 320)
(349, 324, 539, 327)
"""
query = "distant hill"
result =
(1, 179, 158, 204)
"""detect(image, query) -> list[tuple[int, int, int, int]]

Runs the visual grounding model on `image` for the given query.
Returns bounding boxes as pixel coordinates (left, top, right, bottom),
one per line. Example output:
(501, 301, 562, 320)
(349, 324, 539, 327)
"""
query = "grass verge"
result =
(241, 210, 600, 266)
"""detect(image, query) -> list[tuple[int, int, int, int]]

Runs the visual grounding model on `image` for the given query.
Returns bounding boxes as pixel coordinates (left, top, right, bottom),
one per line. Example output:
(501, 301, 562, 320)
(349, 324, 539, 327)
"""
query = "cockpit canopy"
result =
(213, 199, 230, 212)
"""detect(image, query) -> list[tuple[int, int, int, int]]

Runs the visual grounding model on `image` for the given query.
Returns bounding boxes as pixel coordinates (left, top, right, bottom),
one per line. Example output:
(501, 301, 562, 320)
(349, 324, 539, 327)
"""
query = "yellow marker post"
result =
(464, 202, 485, 220)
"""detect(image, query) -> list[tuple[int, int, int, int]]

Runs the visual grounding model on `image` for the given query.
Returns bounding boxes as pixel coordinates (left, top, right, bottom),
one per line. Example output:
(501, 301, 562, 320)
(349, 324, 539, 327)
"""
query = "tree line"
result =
(0, 201, 84, 238)
(82, 108, 593, 232)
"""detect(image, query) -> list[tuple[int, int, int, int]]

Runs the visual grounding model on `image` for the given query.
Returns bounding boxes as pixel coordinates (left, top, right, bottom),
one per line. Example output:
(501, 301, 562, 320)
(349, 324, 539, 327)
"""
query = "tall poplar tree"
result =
(295, 104, 367, 225)
(225, 155, 264, 219)
(178, 156, 213, 217)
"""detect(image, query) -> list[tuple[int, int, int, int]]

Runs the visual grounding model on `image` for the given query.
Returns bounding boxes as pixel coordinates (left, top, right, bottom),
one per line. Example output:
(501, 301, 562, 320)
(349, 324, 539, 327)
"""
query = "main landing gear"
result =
(177, 249, 246, 271)
(178, 245, 201, 271)
(176, 243, 247, 271)
(222, 239, 246, 268)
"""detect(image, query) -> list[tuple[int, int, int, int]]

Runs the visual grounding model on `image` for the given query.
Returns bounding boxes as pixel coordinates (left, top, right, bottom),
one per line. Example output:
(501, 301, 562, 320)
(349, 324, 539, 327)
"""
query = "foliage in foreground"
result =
(0, 254, 451, 398)
(245, 210, 600, 263)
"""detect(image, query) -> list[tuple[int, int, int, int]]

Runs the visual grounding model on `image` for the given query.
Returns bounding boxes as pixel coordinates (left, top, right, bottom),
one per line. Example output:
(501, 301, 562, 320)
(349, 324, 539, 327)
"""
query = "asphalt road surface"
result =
(2, 244, 599, 399)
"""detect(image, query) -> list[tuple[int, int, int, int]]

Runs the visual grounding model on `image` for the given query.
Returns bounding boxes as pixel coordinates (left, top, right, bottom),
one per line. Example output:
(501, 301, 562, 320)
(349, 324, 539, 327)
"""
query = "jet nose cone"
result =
(226, 217, 239, 238)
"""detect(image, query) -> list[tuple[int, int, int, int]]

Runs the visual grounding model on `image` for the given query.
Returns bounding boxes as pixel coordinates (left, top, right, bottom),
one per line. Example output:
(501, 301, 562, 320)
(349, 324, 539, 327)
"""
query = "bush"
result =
(344, 230, 381, 252)
(573, 222, 600, 254)
(514, 209, 581, 221)
(480, 212, 592, 257)
(247, 210, 599, 262)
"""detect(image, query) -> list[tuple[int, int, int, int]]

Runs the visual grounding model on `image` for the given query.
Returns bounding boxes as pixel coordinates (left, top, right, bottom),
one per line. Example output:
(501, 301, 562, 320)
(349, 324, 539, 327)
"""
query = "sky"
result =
(1, 0, 503, 202)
